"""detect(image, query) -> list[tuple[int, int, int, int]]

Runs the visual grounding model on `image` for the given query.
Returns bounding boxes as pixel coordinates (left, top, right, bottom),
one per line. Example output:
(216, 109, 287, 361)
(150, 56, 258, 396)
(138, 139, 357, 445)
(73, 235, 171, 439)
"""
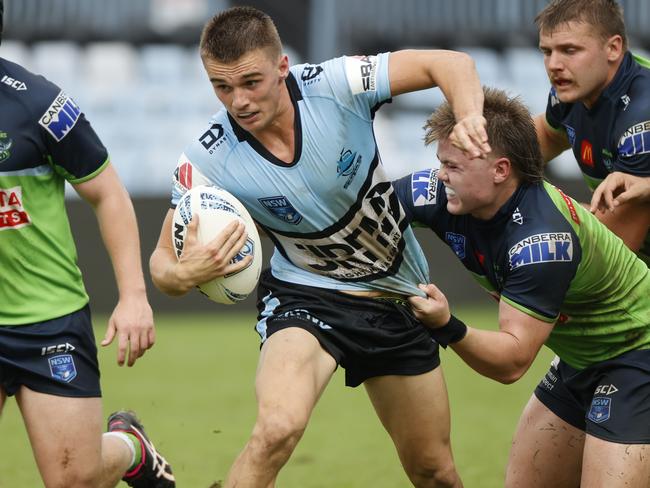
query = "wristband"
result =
(427, 314, 467, 348)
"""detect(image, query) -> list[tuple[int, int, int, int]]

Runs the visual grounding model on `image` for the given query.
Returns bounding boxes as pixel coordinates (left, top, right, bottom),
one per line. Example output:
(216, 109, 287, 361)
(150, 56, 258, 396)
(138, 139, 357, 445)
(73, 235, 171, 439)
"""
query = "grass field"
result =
(0, 307, 554, 488)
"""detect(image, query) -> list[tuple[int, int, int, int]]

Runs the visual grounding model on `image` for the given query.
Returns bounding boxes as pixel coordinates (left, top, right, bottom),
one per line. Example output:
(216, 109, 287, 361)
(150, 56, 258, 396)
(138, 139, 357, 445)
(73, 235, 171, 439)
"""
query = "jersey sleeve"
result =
(392, 168, 444, 227)
(36, 84, 109, 183)
(613, 83, 650, 176)
(501, 229, 580, 322)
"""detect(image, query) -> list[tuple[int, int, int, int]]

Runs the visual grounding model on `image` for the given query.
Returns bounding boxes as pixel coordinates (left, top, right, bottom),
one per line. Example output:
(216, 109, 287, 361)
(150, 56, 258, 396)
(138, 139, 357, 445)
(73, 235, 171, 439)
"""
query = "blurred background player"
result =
(150, 6, 490, 488)
(533, 0, 650, 264)
(0, 0, 174, 486)
(393, 87, 650, 488)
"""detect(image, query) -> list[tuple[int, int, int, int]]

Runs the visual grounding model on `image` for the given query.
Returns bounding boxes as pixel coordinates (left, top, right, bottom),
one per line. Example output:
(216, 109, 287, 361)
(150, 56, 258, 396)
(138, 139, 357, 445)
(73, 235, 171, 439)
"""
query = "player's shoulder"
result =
(183, 108, 239, 163)
(0, 57, 63, 111)
(289, 57, 344, 96)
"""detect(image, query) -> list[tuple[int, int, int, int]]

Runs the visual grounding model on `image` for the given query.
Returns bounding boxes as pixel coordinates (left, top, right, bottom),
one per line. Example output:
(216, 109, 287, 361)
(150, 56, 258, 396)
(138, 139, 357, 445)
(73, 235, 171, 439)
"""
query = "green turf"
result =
(0, 308, 553, 488)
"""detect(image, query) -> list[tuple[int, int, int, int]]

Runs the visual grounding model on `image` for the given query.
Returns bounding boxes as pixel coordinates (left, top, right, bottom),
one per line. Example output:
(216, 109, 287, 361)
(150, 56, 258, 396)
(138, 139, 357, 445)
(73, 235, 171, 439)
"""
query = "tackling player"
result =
(394, 87, 650, 488)
(150, 5, 490, 487)
(534, 0, 650, 264)
(0, 1, 174, 486)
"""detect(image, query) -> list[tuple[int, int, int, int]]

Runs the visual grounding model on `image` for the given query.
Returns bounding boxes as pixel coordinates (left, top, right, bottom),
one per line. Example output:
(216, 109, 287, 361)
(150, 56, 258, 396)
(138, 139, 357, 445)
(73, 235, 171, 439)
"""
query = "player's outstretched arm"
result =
(73, 164, 155, 367)
(149, 209, 251, 296)
(533, 113, 571, 163)
(388, 49, 490, 159)
(590, 172, 650, 212)
(409, 283, 553, 384)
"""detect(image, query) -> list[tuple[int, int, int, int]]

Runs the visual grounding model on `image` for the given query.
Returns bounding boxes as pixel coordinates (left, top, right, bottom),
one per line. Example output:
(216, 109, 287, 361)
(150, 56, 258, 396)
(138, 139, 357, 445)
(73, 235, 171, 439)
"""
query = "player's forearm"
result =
(450, 327, 533, 384)
(432, 51, 484, 120)
(93, 191, 148, 300)
(534, 114, 569, 163)
(149, 247, 193, 296)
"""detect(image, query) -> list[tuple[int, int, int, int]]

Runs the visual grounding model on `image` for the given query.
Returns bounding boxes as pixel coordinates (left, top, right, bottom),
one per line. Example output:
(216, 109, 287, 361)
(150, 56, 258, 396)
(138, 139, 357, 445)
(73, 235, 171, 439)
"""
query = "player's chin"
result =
(446, 201, 464, 215)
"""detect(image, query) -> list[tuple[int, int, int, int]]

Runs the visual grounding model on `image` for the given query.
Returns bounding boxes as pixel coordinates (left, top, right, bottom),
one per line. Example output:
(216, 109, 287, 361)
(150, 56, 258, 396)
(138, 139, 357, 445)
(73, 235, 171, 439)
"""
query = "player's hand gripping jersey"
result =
(0, 58, 109, 325)
(544, 51, 650, 260)
(171, 53, 429, 295)
(394, 169, 650, 370)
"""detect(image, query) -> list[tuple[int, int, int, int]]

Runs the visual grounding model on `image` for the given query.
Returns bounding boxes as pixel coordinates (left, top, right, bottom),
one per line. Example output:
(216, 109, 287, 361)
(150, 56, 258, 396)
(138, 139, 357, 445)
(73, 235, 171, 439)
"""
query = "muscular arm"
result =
(534, 113, 571, 163)
(594, 199, 650, 251)
(388, 49, 490, 158)
(149, 209, 250, 296)
(73, 163, 154, 366)
(410, 284, 553, 384)
(591, 172, 650, 210)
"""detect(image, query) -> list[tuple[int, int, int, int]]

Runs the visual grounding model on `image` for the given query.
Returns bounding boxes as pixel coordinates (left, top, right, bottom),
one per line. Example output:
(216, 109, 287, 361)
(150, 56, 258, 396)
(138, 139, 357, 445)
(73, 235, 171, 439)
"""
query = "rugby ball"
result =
(172, 185, 262, 304)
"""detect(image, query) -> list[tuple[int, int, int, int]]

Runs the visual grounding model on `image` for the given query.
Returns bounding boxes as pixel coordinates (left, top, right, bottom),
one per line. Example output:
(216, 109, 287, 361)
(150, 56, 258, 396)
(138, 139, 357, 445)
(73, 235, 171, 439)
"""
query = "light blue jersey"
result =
(171, 53, 429, 295)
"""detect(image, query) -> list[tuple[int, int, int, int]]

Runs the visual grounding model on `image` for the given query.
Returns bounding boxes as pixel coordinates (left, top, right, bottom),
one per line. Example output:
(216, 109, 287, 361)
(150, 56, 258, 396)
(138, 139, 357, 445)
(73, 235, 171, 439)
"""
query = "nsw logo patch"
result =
(587, 397, 611, 423)
(445, 232, 466, 259)
(259, 195, 303, 225)
(48, 354, 77, 383)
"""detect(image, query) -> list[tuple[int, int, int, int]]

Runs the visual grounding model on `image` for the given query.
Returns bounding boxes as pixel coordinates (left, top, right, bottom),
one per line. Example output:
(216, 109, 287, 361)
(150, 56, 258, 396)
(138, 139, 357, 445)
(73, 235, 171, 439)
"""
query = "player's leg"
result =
(505, 394, 584, 488)
(365, 366, 461, 488)
(581, 436, 650, 487)
(17, 388, 131, 488)
(225, 326, 337, 488)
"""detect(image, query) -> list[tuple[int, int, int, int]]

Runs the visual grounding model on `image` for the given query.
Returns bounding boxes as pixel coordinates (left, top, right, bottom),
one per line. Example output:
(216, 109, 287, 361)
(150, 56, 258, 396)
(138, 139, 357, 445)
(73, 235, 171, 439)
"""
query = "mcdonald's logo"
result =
(581, 140, 594, 167)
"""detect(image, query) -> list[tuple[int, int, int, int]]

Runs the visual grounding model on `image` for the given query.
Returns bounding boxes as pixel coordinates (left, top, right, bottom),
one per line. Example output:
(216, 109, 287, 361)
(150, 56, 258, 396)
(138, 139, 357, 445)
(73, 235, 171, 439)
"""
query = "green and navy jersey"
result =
(0, 57, 109, 325)
(394, 169, 650, 370)
(545, 51, 650, 261)
(170, 53, 430, 296)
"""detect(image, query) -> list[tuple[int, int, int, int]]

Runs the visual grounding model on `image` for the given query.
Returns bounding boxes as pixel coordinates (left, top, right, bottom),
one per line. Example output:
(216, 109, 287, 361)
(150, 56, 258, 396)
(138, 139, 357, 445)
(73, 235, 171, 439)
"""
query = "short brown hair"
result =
(200, 6, 282, 63)
(424, 87, 544, 184)
(535, 0, 627, 51)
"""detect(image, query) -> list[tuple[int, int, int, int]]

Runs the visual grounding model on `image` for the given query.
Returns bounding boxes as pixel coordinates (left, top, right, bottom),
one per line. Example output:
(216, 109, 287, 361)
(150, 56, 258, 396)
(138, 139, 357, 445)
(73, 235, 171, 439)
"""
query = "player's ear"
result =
(605, 34, 624, 62)
(493, 157, 511, 184)
(278, 54, 289, 80)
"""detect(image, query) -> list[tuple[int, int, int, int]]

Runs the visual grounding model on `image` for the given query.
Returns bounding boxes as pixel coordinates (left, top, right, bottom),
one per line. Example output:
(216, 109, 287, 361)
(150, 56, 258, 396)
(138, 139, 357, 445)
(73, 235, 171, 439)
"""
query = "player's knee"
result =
(405, 455, 459, 488)
(250, 412, 306, 457)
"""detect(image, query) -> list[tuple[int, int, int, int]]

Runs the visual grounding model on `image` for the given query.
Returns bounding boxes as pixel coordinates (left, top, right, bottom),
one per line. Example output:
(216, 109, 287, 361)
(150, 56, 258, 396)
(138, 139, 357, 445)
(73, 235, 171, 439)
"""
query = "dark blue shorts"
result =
(0, 305, 101, 397)
(255, 269, 440, 387)
(534, 350, 650, 444)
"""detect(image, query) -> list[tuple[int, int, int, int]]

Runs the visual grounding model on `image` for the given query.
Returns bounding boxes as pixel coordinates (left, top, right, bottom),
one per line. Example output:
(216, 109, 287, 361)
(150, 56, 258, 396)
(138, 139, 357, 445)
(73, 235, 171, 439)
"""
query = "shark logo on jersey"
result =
(301, 65, 324, 84)
(508, 233, 573, 270)
(259, 195, 303, 225)
(337, 148, 362, 188)
(618, 120, 650, 157)
(199, 123, 226, 154)
(411, 169, 438, 206)
(587, 397, 611, 423)
(564, 124, 576, 146)
(39, 91, 81, 141)
(445, 232, 466, 259)
(0, 132, 12, 163)
(48, 354, 77, 383)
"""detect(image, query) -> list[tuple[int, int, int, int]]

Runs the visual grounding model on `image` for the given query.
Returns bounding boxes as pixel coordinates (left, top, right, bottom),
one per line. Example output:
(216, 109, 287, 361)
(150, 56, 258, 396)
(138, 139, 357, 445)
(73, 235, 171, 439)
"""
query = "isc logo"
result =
(1, 75, 27, 91)
(41, 342, 76, 356)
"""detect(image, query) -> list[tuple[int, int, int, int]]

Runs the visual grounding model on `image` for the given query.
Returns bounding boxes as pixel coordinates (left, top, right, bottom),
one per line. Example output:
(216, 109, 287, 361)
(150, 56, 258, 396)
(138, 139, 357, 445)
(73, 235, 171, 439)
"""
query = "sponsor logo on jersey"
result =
(301, 65, 324, 84)
(618, 120, 650, 157)
(337, 148, 362, 189)
(580, 140, 594, 166)
(512, 207, 523, 225)
(587, 397, 611, 423)
(259, 195, 303, 225)
(199, 123, 226, 154)
(621, 94, 631, 111)
(508, 232, 573, 270)
(594, 384, 619, 396)
(0, 132, 12, 163)
(39, 91, 81, 141)
(411, 169, 438, 206)
(445, 232, 466, 259)
(48, 354, 77, 383)
(555, 186, 580, 224)
(601, 149, 614, 172)
(0, 186, 31, 230)
(564, 124, 576, 146)
(345, 55, 378, 94)
(41, 342, 76, 356)
(174, 161, 193, 191)
(1, 75, 27, 91)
